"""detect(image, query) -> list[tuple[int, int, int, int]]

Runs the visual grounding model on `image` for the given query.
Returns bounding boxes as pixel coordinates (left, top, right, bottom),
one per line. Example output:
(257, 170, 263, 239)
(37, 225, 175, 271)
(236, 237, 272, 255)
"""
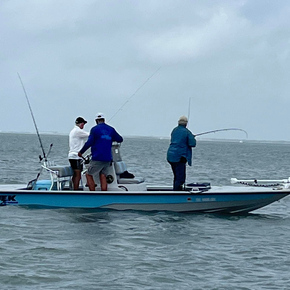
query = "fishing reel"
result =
(83, 155, 91, 164)
(38, 144, 53, 162)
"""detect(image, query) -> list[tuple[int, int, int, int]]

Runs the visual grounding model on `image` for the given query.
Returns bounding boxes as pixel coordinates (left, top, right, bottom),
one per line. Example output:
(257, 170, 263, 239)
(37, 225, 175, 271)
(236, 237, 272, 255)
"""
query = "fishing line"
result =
(17, 73, 47, 161)
(186, 98, 247, 138)
(187, 97, 191, 127)
(195, 128, 248, 138)
(108, 67, 161, 122)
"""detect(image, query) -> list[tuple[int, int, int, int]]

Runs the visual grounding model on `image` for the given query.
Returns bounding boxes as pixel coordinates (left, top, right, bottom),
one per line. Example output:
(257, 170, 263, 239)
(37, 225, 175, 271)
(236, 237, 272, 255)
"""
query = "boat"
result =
(1, 144, 290, 214)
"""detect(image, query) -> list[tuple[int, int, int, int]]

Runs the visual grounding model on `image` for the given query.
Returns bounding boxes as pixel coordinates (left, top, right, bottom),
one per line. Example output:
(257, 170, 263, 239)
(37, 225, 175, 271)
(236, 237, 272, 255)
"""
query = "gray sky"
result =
(1, 0, 290, 141)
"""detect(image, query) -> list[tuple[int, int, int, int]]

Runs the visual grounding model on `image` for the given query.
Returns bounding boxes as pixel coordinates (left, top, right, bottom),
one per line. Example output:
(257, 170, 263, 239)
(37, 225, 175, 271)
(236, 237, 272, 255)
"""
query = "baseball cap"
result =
(75, 117, 87, 124)
(96, 112, 105, 120)
(178, 115, 188, 125)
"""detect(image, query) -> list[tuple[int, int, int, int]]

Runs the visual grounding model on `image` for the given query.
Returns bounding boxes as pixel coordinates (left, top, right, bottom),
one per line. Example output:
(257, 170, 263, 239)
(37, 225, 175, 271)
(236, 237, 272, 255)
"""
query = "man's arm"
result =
(188, 131, 196, 148)
(113, 129, 123, 143)
(76, 130, 89, 138)
(79, 129, 94, 154)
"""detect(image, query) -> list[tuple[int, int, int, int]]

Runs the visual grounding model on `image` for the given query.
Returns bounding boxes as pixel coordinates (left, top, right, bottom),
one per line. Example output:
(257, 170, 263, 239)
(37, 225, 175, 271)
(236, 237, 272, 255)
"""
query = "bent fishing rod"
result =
(17, 73, 51, 162)
(108, 67, 161, 122)
(195, 128, 248, 138)
(186, 97, 248, 138)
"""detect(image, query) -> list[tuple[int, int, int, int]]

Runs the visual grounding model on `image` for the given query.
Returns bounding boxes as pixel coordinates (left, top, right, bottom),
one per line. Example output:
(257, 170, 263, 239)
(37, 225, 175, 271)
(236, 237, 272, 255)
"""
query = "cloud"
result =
(1, 0, 290, 141)
(139, 5, 250, 63)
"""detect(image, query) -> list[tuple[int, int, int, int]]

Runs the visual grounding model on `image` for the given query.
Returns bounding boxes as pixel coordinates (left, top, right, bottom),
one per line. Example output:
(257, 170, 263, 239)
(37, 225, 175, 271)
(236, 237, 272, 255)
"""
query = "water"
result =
(1, 133, 290, 289)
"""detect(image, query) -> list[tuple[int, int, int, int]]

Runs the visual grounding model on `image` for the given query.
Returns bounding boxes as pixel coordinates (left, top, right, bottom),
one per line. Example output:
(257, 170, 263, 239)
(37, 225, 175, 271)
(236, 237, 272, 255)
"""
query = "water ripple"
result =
(1, 135, 290, 289)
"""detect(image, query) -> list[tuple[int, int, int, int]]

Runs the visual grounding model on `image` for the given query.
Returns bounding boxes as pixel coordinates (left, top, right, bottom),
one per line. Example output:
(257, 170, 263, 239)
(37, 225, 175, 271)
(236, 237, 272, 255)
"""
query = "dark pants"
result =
(169, 161, 186, 191)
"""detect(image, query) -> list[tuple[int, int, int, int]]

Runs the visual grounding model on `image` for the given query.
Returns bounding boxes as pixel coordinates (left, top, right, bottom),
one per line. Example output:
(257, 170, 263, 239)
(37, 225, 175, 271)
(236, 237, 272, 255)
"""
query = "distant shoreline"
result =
(1, 131, 290, 144)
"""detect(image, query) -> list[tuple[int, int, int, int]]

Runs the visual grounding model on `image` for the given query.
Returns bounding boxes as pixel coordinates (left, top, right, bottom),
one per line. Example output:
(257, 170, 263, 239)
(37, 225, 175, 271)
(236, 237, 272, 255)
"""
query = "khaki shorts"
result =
(87, 160, 111, 176)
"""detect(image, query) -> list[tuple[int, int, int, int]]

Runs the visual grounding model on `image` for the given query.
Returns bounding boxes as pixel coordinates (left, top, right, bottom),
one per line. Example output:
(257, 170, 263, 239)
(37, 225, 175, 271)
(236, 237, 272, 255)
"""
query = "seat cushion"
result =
(49, 166, 73, 177)
(118, 177, 145, 184)
(114, 161, 127, 175)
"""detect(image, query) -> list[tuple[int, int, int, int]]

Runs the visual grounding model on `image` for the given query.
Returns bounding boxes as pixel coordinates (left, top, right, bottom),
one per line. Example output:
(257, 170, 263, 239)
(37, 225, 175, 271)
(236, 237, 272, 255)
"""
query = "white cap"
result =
(96, 112, 105, 120)
(178, 115, 188, 125)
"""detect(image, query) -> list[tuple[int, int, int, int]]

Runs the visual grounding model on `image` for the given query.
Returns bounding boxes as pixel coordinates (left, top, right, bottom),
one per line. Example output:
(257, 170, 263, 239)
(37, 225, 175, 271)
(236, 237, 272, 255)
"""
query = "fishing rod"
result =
(17, 73, 47, 161)
(195, 128, 248, 138)
(187, 97, 191, 127)
(186, 97, 248, 138)
(108, 67, 161, 122)
(46, 143, 54, 160)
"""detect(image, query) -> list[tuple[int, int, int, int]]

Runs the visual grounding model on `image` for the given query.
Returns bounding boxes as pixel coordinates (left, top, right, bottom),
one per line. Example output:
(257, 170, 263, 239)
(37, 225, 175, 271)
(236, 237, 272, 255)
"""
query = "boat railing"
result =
(231, 177, 290, 188)
(41, 164, 73, 190)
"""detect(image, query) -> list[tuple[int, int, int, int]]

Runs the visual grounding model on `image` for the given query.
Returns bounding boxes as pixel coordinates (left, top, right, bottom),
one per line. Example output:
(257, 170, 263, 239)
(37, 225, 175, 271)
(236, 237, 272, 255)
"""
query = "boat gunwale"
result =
(0, 188, 289, 196)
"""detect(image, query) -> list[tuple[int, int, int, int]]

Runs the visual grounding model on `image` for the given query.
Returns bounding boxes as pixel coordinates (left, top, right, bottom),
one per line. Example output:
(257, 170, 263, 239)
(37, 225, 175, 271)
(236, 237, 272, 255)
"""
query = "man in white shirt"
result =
(68, 117, 89, 190)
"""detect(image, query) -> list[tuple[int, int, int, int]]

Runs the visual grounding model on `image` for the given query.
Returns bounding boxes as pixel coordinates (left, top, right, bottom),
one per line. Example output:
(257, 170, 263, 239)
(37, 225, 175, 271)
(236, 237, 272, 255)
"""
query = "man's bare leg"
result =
(72, 169, 81, 190)
(86, 174, 96, 191)
(100, 174, 107, 191)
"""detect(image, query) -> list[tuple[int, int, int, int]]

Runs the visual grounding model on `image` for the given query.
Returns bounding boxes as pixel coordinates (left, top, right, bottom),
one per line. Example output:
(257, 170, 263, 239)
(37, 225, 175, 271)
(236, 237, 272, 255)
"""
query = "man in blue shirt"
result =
(167, 116, 196, 191)
(78, 113, 123, 191)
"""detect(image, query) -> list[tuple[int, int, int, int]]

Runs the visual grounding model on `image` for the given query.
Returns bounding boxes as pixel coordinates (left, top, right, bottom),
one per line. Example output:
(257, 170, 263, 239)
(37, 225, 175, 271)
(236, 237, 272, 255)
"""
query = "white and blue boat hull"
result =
(1, 185, 289, 214)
